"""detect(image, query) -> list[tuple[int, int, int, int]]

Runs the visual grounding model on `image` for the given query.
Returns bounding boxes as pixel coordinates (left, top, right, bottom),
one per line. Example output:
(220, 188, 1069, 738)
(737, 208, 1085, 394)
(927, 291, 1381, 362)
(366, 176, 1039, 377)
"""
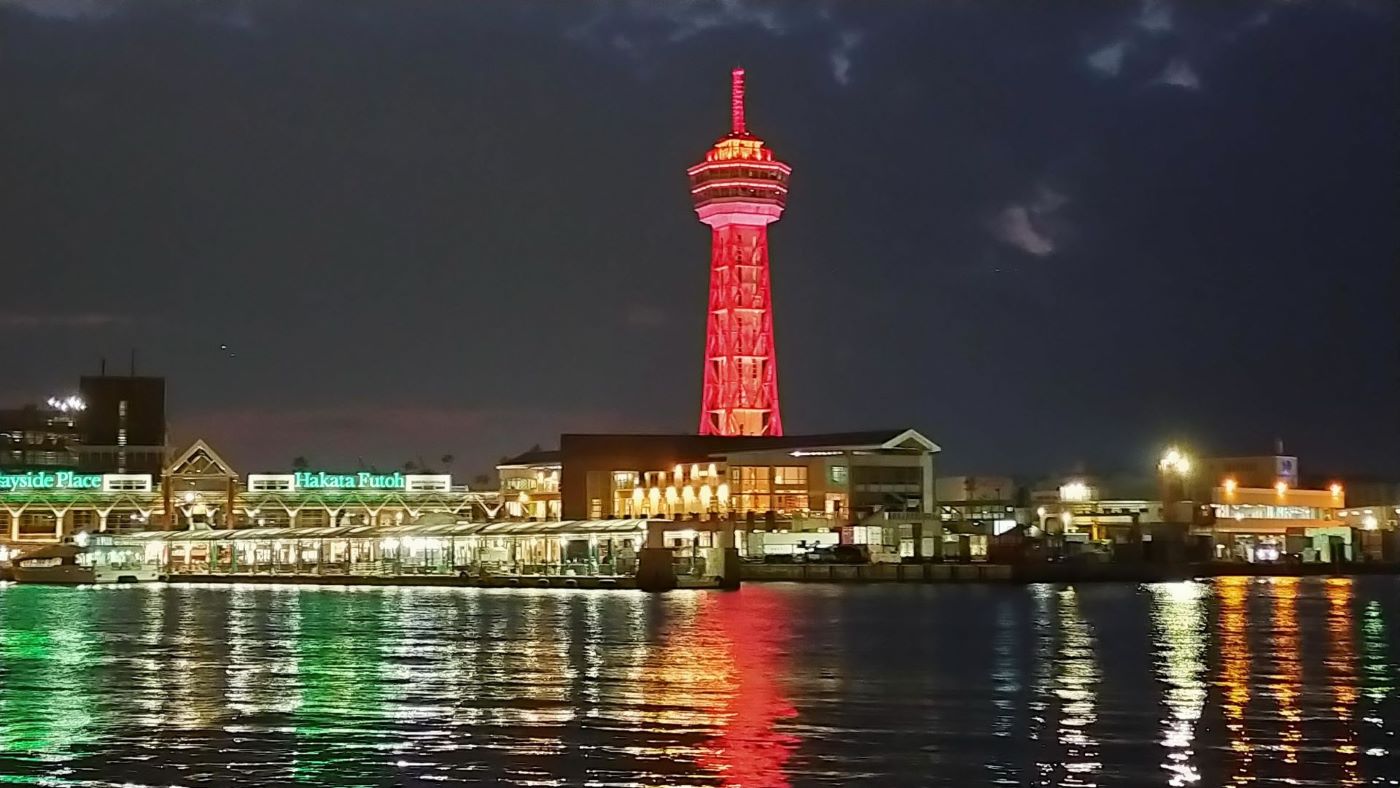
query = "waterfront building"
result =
(1024, 475, 1173, 563)
(1336, 503, 1400, 532)
(114, 518, 657, 585)
(497, 447, 562, 520)
(502, 429, 944, 559)
(1203, 477, 1351, 561)
(1032, 476, 1166, 538)
(1332, 478, 1400, 532)
(1027, 458, 1360, 562)
(1, 439, 499, 548)
(935, 475, 1022, 560)
(0, 467, 159, 542)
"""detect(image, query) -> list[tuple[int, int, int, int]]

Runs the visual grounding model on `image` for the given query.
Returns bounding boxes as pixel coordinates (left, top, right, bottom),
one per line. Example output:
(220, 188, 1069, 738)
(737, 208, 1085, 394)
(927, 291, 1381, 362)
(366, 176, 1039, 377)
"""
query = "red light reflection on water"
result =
(694, 588, 800, 788)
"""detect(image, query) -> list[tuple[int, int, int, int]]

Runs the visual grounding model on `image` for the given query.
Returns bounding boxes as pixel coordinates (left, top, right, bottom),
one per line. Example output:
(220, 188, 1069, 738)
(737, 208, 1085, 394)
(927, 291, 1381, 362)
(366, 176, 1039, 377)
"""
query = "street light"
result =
(1158, 446, 1194, 526)
(1158, 447, 1191, 476)
(1060, 481, 1091, 502)
(46, 395, 86, 413)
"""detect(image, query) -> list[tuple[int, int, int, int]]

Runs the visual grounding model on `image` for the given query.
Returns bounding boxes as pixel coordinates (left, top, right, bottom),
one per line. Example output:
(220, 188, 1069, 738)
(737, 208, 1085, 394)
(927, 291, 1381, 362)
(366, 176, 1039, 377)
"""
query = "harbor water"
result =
(0, 577, 1397, 786)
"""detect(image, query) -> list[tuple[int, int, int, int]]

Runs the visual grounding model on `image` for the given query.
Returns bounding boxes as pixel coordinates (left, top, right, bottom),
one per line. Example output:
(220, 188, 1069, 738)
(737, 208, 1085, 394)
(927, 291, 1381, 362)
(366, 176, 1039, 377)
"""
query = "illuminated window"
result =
(731, 466, 771, 493)
(611, 471, 638, 489)
(830, 465, 848, 484)
(737, 494, 772, 513)
(774, 494, 809, 512)
(773, 466, 807, 486)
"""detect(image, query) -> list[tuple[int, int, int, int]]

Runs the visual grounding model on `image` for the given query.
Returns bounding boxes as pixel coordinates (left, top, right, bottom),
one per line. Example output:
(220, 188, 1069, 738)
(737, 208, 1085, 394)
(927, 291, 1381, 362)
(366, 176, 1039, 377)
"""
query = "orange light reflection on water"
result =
(1324, 578, 1361, 786)
(1217, 576, 1254, 785)
(1269, 578, 1302, 769)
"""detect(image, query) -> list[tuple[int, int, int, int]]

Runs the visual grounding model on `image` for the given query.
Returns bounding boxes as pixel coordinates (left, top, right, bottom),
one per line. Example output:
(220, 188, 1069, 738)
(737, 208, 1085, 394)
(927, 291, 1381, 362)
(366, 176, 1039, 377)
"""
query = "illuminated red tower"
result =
(690, 68, 790, 437)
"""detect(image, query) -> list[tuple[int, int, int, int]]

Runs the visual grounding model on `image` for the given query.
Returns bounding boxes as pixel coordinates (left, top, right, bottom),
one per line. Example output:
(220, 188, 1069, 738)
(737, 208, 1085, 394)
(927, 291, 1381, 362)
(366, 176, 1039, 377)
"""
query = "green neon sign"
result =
(0, 471, 103, 491)
(293, 471, 406, 490)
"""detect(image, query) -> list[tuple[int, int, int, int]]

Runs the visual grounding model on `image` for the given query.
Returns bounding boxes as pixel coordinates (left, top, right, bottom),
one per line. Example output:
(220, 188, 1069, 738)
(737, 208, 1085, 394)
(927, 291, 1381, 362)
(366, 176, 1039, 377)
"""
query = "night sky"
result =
(2, 1, 1396, 479)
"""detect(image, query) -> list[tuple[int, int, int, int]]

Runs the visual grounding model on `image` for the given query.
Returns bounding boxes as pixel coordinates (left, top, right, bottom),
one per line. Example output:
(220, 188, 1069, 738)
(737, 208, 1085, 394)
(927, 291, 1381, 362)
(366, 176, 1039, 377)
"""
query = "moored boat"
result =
(12, 537, 160, 585)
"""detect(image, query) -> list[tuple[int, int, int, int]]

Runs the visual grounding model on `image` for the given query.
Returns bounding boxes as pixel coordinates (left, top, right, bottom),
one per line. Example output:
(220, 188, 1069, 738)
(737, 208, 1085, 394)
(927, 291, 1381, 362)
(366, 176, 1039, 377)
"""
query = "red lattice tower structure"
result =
(690, 68, 791, 437)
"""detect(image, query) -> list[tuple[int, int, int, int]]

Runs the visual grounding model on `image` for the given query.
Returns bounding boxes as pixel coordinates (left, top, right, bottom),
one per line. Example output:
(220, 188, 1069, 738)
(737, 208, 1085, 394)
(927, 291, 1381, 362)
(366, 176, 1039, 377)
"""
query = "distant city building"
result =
(76, 375, 167, 474)
(1197, 452, 1299, 493)
(935, 476, 1021, 559)
(1031, 473, 1166, 543)
(0, 402, 81, 468)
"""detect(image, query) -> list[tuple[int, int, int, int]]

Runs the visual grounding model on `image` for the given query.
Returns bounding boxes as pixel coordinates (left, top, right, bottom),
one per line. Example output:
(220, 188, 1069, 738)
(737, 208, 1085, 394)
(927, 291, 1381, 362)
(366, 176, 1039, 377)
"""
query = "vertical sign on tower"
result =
(688, 68, 790, 436)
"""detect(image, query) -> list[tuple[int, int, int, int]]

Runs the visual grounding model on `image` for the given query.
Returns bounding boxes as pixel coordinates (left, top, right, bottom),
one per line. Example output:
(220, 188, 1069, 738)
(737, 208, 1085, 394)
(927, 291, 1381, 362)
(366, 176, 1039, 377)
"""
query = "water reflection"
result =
(1053, 586, 1100, 787)
(0, 587, 96, 761)
(1359, 597, 1394, 774)
(1150, 582, 1206, 786)
(1322, 579, 1360, 786)
(1216, 576, 1254, 785)
(0, 579, 1397, 786)
(987, 595, 1021, 786)
(694, 588, 798, 787)
(1268, 578, 1303, 772)
(1028, 582, 1056, 784)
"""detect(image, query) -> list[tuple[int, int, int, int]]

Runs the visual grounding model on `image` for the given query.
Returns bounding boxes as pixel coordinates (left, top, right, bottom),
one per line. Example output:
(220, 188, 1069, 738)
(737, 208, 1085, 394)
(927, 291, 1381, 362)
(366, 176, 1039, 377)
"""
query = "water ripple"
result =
(0, 578, 1397, 786)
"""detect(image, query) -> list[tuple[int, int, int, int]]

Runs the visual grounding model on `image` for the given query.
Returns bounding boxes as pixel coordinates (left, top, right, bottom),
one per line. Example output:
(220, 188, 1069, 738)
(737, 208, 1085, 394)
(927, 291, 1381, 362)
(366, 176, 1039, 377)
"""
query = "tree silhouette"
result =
(292, 456, 309, 471)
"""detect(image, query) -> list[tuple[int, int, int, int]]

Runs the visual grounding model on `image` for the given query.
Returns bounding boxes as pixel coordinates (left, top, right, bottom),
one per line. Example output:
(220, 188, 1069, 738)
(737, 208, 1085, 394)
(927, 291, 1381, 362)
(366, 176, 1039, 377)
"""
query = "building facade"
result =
(1, 439, 499, 548)
(547, 430, 939, 522)
(497, 448, 562, 520)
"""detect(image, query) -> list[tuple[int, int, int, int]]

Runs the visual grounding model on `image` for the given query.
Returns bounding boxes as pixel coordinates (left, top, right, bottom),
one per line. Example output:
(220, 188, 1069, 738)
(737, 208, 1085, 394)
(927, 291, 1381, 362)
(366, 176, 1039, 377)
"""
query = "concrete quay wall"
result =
(740, 561, 1400, 584)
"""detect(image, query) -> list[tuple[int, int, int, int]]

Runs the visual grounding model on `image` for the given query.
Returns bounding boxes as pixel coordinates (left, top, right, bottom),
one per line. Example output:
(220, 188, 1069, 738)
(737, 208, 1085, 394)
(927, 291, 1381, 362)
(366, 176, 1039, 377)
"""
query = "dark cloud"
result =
(0, 312, 132, 328)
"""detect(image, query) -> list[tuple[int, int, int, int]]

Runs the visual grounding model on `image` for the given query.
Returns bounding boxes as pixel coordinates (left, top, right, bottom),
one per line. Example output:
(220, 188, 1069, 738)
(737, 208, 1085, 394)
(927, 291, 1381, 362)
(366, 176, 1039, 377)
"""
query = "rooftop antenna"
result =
(100, 357, 107, 376)
(731, 66, 746, 135)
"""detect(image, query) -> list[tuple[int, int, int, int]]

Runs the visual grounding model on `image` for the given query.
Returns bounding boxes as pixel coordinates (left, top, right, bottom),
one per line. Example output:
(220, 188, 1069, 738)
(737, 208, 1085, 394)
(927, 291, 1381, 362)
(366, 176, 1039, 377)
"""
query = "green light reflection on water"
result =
(0, 587, 98, 763)
(1361, 599, 1392, 703)
(288, 588, 391, 788)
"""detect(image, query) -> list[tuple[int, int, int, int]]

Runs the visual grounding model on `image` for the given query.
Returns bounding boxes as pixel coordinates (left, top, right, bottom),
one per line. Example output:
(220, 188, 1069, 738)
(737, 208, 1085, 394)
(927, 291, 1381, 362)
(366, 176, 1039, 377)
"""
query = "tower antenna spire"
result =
(731, 67, 746, 135)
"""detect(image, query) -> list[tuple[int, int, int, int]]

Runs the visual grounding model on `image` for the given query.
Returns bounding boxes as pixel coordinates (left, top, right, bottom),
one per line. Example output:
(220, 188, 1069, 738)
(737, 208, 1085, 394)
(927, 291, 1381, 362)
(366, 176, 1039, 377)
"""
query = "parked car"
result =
(801, 544, 870, 564)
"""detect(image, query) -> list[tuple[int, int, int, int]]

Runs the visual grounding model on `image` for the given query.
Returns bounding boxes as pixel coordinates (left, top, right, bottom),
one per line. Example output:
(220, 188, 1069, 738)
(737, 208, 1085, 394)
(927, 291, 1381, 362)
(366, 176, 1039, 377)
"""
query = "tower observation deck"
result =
(689, 68, 791, 437)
